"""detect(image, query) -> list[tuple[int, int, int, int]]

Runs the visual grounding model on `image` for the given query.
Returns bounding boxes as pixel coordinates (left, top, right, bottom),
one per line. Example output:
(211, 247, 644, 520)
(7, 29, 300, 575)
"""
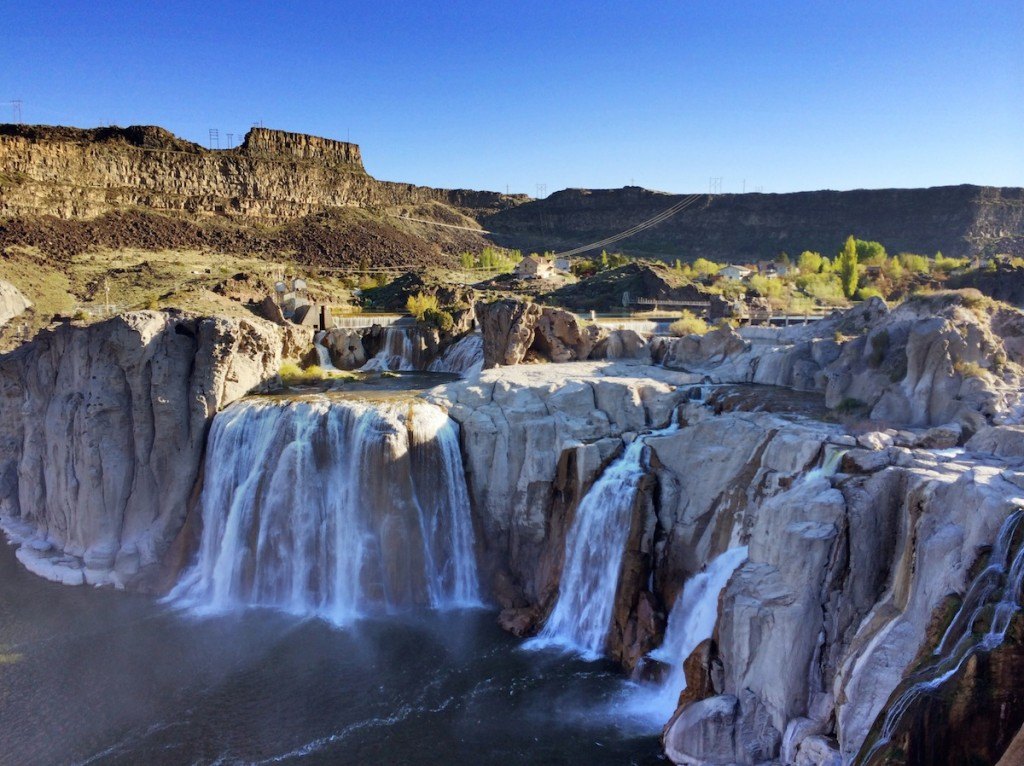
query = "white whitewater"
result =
(360, 327, 419, 371)
(527, 427, 676, 658)
(169, 397, 480, 624)
(428, 333, 483, 377)
(859, 508, 1024, 763)
(627, 546, 749, 721)
(313, 330, 339, 371)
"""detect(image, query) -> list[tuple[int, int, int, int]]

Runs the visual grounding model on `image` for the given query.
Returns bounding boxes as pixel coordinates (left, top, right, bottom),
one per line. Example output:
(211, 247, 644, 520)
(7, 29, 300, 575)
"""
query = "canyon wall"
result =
(0, 310, 306, 588)
(0, 124, 525, 223)
(430, 364, 1024, 764)
(485, 185, 1024, 261)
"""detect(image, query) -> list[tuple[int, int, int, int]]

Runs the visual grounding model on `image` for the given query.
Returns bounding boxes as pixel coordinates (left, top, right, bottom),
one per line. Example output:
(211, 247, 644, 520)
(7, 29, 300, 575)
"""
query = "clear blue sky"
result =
(3, 0, 1021, 196)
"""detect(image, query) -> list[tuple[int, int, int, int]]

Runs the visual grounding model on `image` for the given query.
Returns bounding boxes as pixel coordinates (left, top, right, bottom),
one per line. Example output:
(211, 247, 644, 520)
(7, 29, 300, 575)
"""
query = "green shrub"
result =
(668, 310, 709, 337)
(422, 307, 454, 332)
(856, 286, 883, 301)
(406, 292, 440, 320)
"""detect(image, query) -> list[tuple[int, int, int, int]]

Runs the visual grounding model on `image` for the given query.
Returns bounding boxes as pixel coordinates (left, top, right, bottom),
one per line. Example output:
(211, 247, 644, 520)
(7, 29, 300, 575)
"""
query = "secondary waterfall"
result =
(629, 546, 748, 721)
(360, 327, 421, 371)
(527, 427, 675, 658)
(857, 508, 1024, 764)
(428, 334, 483, 377)
(169, 396, 480, 624)
(313, 330, 339, 371)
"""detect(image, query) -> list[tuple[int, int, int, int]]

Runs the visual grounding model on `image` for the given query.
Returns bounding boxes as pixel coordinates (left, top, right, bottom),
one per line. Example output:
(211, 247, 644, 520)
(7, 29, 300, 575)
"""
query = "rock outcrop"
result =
(0, 279, 31, 328)
(430, 359, 1024, 765)
(0, 310, 301, 588)
(666, 293, 1024, 429)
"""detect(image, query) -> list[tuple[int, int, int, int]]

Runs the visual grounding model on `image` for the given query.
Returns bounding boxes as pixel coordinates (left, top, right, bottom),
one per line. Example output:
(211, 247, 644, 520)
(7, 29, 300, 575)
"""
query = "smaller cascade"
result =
(627, 546, 749, 721)
(427, 333, 484, 377)
(360, 327, 420, 371)
(857, 508, 1024, 765)
(526, 426, 676, 659)
(313, 330, 339, 371)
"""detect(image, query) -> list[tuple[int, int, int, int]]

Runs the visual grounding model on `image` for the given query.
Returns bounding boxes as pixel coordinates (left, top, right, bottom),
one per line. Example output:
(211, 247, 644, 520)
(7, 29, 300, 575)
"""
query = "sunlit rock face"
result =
(664, 293, 1024, 429)
(170, 397, 479, 622)
(0, 311, 300, 588)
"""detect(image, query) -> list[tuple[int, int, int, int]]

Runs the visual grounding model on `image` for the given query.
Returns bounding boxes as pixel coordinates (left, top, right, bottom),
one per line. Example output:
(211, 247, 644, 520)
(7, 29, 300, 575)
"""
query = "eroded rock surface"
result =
(0, 279, 31, 328)
(0, 310, 298, 588)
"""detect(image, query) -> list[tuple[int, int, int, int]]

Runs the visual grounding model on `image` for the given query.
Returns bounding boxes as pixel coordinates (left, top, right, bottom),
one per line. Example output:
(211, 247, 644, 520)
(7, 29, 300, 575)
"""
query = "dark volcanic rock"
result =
(485, 184, 1024, 262)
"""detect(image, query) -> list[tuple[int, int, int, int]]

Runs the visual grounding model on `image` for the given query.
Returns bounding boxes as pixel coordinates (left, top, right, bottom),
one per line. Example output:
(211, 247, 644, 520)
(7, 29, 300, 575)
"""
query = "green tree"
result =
(855, 239, 888, 266)
(600, 250, 609, 269)
(797, 250, 823, 274)
(459, 252, 475, 270)
(691, 258, 720, 279)
(674, 259, 683, 272)
(837, 235, 860, 299)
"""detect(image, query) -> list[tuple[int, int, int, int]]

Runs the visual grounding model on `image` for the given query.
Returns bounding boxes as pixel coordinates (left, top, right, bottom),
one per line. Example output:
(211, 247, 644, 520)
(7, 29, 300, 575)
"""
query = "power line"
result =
(552, 193, 707, 258)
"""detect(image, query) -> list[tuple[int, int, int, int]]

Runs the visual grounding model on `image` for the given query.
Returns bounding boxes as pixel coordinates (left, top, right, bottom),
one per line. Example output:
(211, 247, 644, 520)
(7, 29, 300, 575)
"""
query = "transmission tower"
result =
(226, 132, 234, 149)
(536, 183, 547, 198)
(11, 99, 22, 123)
(708, 177, 722, 194)
(208, 128, 220, 149)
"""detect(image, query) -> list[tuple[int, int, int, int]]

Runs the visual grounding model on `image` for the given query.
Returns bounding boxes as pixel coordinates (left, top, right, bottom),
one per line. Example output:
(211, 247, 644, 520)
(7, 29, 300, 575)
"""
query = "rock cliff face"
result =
(667, 293, 1024, 429)
(0, 310, 303, 588)
(430, 363, 1024, 764)
(0, 124, 525, 223)
(485, 184, 1024, 261)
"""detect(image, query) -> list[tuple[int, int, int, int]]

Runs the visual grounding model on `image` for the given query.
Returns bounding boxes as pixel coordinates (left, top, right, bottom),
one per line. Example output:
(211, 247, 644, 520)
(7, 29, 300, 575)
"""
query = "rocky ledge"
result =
(0, 310, 307, 588)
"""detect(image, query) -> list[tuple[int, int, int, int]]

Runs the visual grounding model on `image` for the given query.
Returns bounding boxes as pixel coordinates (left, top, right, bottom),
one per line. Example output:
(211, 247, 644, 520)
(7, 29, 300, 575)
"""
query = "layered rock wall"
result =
(0, 124, 524, 222)
(0, 310, 303, 587)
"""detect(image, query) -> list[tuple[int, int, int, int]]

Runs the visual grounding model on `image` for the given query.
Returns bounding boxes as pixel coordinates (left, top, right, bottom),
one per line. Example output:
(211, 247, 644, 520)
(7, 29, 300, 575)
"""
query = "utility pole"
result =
(208, 128, 219, 149)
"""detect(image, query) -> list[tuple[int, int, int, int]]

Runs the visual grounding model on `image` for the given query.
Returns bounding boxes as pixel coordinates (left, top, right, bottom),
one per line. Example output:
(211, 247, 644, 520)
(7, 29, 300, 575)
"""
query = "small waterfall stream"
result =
(170, 397, 480, 624)
(527, 427, 676, 658)
(313, 330, 339, 371)
(428, 333, 483, 377)
(360, 327, 420, 371)
(629, 546, 749, 720)
(858, 508, 1024, 764)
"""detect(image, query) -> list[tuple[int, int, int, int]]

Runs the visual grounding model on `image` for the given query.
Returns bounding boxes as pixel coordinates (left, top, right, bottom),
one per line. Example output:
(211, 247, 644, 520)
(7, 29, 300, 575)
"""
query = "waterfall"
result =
(360, 327, 420, 371)
(169, 397, 480, 624)
(427, 334, 484, 377)
(628, 546, 749, 721)
(526, 427, 676, 659)
(857, 508, 1024, 764)
(313, 330, 339, 371)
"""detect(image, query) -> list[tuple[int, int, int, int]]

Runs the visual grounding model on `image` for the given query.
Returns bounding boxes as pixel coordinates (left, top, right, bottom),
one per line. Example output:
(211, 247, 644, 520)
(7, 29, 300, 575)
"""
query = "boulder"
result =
(601, 329, 649, 360)
(476, 299, 542, 368)
(257, 295, 287, 325)
(966, 425, 1024, 458)
(532, 307, 596, 362)
(664, 326, 746, 369)
(0, 279, 31, 327)
(323, 328, 367, 370)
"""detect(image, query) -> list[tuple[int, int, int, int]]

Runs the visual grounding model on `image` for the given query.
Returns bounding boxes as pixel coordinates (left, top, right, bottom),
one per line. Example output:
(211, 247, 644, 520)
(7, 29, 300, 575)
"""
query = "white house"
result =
(514, 255, 556, 279)
(718, 264, 753, 280)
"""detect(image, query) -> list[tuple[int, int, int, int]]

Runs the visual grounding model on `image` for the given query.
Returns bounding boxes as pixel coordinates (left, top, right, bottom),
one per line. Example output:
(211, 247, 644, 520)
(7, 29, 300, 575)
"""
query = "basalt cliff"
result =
(484, 185, 1024, 261)
(2, 295, 1024, 765)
